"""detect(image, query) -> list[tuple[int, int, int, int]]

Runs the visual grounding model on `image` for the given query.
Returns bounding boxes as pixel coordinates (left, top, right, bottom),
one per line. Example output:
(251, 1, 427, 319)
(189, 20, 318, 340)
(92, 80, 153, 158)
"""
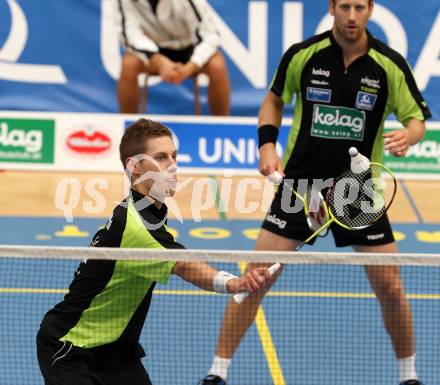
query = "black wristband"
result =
(258, 124, 279, 148)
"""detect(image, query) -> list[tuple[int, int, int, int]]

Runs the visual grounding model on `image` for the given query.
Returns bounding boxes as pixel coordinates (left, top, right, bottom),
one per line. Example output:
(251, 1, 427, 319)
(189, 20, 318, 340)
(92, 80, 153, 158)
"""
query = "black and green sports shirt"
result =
(40, 189, 183, 355)
(271, 30, 431, 179)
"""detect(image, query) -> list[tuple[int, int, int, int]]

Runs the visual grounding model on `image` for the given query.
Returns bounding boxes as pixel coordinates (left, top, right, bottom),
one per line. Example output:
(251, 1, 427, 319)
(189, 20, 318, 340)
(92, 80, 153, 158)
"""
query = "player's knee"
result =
(375, 281, 405, 304)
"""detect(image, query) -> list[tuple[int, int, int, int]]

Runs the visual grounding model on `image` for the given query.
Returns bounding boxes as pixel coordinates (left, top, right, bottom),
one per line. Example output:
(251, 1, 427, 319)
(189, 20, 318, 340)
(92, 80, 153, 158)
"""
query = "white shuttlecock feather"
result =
(267, 171, 283, 184)
(349, 147, 370, 174)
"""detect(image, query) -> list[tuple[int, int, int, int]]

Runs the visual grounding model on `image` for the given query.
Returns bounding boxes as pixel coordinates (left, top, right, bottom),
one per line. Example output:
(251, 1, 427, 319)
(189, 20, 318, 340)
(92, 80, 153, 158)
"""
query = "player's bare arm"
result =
(384, 118, 426, 157)
(258, 91, 285, 176)
(172, 261, 270, 294)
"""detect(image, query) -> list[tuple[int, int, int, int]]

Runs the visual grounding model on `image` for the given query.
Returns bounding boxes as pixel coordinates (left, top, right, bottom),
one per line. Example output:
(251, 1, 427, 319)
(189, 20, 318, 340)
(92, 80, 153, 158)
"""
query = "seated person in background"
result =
(116, 0, 230, 115)
(36, 118, 269, 385)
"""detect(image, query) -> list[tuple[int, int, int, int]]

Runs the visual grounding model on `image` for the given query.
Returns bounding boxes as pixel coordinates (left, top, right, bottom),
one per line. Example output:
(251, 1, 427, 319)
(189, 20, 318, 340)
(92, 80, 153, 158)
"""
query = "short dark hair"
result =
(119, 118, 172, 167)
(331, 0, 372, 4)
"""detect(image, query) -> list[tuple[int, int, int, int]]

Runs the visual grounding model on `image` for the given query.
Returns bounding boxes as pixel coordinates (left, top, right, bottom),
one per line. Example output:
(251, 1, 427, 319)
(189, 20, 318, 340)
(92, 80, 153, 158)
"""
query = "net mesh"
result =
(1, 245, 440, 385)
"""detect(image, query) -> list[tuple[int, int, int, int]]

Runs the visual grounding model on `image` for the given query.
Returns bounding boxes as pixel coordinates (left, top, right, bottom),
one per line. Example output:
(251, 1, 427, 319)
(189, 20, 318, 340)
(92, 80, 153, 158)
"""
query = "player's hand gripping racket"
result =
(233, 170, 331, 304)
(233, 147, 397, 304)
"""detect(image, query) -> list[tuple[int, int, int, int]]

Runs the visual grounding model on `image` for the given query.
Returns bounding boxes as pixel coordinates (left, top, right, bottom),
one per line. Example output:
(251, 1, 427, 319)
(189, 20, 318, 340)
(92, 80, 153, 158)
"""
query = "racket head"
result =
(326, 162, 397, 230)
(304, 187, 330, 237)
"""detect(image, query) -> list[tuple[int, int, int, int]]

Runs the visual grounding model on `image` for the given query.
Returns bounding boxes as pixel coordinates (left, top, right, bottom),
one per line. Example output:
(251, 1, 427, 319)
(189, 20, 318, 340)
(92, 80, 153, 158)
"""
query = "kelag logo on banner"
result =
(125, 118, 440, 176)
(385, 129, 440, 175)
(0, 118, 55, 163)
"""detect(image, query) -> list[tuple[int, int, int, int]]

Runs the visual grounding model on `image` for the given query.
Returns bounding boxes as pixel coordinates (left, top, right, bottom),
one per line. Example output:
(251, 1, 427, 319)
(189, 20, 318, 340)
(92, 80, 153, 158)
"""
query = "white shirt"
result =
(116, 0, 221, 67)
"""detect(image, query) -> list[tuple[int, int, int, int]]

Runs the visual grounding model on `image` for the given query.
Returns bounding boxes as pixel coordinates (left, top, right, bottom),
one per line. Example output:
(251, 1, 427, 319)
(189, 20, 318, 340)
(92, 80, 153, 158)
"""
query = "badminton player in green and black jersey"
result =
(36, 119, 271, 385)
(200, 1, 431, 385)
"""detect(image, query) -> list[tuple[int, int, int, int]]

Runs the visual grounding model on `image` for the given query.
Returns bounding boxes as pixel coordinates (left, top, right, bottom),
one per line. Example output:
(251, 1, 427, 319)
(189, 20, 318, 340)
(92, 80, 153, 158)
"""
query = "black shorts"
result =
(261, 187, 395, 247)
(36, 329, 152, 385)
(158, 46, 194, 63)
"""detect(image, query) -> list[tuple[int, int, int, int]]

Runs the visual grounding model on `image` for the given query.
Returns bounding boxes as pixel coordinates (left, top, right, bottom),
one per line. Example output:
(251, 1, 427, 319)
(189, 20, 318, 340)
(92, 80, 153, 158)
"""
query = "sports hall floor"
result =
(0, 171, 439, 385)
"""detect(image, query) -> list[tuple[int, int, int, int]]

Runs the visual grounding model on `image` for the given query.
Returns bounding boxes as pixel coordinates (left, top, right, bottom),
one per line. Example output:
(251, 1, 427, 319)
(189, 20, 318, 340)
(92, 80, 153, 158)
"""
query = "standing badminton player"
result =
(200, 1, 431, 384)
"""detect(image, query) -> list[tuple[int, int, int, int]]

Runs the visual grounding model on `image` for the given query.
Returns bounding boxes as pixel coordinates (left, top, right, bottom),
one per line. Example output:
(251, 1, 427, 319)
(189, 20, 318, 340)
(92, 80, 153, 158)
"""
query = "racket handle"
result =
(233, 263, 282, 304)
(267, 172, 283, 184)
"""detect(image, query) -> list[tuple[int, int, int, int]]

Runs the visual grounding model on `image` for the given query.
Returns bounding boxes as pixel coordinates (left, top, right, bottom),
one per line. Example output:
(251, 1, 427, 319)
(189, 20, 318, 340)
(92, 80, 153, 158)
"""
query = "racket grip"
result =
(232, 263, 282, 304)
(267, 172, 283, 184)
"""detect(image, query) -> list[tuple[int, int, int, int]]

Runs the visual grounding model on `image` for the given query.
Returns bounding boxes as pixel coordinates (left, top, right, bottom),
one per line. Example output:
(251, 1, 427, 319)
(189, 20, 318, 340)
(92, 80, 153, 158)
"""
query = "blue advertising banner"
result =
(124, 118, 440, 176)
(0, 111, 438, 178)
(125, 119, 289, 171)
(0, 1, 439, 119)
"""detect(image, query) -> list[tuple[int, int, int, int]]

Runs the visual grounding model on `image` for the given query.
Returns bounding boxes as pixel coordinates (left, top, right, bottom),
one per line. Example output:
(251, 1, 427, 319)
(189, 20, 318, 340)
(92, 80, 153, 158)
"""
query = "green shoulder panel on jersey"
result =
(282, 97, 303, 168)
(61, 267, 155, 348)
(368, 39, 432, 125)
(119, 200, 176, 283)
(60, 200, 175, 348)
(271, 32, 331, 104)
(271, 33, 332, 167)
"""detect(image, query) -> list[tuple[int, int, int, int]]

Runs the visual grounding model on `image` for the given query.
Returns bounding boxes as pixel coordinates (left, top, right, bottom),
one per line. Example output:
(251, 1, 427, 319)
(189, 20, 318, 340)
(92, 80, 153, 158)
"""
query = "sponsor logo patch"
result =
(367, 233, 385, 240)
(360, 86, 378, 94)
(307, 87, 332, 103)
(360, 76, 380, 89)
(311, 104, 365, 141)
(356, 92, 377, 111)
(312, 68, 330, 77)
(266, 213, 287, 229)
(311, 79, 329, 86)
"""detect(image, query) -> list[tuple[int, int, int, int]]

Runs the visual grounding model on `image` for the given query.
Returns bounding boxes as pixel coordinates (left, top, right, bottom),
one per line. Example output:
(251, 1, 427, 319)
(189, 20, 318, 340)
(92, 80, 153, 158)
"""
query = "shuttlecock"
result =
(267, 171, 283, 184)
(349, 147, 370, 174)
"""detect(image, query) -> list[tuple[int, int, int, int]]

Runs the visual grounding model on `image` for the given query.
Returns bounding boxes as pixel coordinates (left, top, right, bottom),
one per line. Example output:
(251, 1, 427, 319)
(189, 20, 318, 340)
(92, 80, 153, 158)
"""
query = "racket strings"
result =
(326, 165, 392, 229)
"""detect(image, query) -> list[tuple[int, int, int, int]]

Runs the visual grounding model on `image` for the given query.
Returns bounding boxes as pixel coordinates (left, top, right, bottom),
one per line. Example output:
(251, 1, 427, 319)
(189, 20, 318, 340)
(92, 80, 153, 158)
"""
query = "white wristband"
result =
(213, 271, 237, 294)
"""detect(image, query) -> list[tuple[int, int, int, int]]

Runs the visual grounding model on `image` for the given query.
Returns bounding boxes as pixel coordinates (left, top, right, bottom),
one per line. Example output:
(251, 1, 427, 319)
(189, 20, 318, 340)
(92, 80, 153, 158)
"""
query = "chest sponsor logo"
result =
(311, 105, 365, 141)
(311, 79, 329, 86)
(360, 76, 380, 89)
(306, 87, 332, 103)
(361, 86, 378, 94)
(312, 68, 330, 77)
(356, 92, 377, 111)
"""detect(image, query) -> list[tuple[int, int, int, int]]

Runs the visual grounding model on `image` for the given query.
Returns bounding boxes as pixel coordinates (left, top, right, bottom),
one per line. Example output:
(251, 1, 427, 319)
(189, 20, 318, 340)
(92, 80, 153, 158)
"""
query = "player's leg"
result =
(199, 231, 302, 385)
(200, 51, 230, 116)
(103, 357, 152, 385)
(199, 185, 312, 384)
(117, 53, 151, 113)
(358, 242, 420, 384)
(358, 242, 413, 359)
(334, 214, 421, 384)
(217, 230, 299, 355)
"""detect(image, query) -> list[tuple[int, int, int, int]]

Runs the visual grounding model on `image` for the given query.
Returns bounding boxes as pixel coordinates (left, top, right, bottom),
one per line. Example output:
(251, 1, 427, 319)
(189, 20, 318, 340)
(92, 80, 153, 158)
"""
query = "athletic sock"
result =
(208, 355, 231, 381)
(398, 354, 417, 382)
